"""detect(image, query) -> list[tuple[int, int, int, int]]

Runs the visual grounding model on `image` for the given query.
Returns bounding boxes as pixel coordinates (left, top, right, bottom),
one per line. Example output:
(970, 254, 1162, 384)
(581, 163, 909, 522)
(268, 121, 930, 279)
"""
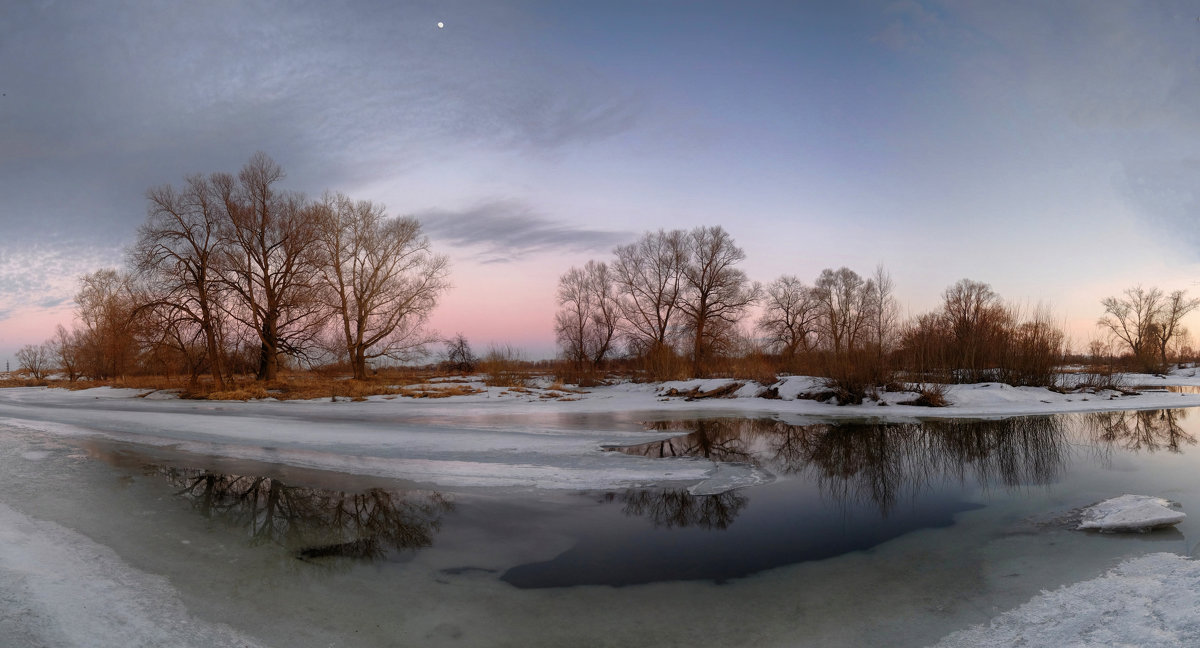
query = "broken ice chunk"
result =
(1078, 494, 1186, 533)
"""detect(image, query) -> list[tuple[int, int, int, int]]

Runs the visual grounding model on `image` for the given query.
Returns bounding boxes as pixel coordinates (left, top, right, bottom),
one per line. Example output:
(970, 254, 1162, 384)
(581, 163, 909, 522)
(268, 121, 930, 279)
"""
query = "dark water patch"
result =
(502, 485, 982, 588)
(611, 416, 1070, 515)
(502, 416, 1080, 588)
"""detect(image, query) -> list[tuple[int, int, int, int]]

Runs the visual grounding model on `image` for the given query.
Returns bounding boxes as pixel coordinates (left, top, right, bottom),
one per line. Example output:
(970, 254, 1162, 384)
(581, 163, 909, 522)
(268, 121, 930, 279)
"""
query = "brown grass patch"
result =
(396, 384, 482, 398)
(899, 383, 949, 407)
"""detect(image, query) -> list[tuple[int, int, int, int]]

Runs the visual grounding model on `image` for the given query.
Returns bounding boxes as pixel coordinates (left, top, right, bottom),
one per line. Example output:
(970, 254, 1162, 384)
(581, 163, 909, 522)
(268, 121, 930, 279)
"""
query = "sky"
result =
(3, 0, 1200, 364)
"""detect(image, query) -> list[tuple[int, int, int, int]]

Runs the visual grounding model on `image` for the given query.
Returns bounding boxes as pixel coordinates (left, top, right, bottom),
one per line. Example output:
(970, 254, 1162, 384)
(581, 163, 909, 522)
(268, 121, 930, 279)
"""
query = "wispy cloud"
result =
(0, 243, 119, 324)
(417, 200, 633, 264)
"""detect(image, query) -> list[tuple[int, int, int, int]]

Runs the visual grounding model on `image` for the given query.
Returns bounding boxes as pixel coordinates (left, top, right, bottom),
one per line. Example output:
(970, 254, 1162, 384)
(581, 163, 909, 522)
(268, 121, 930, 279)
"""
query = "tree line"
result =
(12, 162, 1198, 389)
(554, 227, 1198, 389)
(17, 153, 448, 386)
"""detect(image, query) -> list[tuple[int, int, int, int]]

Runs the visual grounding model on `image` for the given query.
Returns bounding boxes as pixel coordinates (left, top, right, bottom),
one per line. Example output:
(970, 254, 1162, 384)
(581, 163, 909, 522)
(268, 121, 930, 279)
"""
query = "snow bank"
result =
(934, 552, 1200, 647)
(0, 500, 262, 647)
(1078, 495, 1186, 533)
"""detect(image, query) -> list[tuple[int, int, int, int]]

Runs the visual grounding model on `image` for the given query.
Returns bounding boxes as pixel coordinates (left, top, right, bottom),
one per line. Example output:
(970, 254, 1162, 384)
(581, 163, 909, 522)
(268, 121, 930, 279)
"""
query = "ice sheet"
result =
(934, 552, 1200, 647)
(0, 500, 262, 647)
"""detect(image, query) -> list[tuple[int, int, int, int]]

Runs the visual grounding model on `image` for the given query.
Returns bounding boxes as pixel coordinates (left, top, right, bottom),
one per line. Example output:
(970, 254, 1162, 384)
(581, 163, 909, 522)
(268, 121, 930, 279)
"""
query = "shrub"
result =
(481, 344, 529, 387)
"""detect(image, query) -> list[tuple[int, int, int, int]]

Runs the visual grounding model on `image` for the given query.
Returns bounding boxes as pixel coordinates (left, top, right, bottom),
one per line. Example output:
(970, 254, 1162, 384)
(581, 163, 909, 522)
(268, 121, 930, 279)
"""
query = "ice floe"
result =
(1077, 494, 1186, 533)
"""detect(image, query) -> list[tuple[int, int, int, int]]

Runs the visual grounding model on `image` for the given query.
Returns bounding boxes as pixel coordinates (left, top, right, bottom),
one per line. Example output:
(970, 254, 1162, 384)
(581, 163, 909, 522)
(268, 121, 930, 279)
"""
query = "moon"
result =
(437, 21, 444, 28)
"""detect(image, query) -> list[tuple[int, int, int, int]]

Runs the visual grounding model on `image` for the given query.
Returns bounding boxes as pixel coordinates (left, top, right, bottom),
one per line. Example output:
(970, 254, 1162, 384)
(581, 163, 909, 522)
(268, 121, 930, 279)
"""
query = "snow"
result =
(1078, 495, 1186, 533)
(934, 552, 1200, 647)
(0, 499, 262, 647)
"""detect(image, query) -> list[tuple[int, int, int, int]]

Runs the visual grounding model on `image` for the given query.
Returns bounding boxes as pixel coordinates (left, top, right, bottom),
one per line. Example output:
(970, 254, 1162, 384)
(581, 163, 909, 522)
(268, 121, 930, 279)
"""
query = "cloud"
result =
(0, 242, 119, 324)
(417, 200, 633, 263)
(0, 2, 646, 251)
(872, 1, 942, 51)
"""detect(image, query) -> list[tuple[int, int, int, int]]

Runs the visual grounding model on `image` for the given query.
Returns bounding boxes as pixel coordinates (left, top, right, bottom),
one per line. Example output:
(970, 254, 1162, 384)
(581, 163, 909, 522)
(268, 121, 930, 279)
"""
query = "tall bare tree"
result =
(612, 229, 688, 355)
(757, 275, 819, 358)
(866, 264, 900, 356)
(216, 153, 327, 380)
(811, 267, 873, 355)
(131, 174, 229, 388)
(678, 226, 760, 376)
(1098, 285, 1163, 368)
(941, 278, 1010, 381)
(1152, 290, 1199, 369)
(75, 269, 140, 379)
(51, 324, 82, 382)
(314, 193, 450, 379)
(554, 260, 620, 370)
(1099, 286, 1199, 370)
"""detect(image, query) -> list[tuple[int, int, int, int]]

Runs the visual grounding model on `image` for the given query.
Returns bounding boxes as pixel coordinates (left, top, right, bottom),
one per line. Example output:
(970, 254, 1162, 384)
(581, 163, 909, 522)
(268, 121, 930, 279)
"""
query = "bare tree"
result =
(612, 229, 688, 355)
(131, 174, 229, 388)
(314, 193, 450, 379)
(1098, 286, 1164, 369)
(75, 269, 140, 379)
(554, 260, 620, 370)
(216, 153, 327, 380)
(941, 278, 1009, 381)
(865, 264, 900, 356)
(50, 324, 82, 382)
(757, 275, 819, 358)
(811, 267, 873, 355)
(16, 343, 52, 380)
(678, 226, 760, 376)
(1152, 290, 1199, 369)
(443, 333, 476, 374)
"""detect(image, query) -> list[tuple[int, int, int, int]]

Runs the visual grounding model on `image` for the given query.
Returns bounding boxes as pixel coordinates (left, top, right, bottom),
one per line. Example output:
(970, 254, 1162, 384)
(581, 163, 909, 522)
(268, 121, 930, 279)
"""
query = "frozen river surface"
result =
(1, 386, 1199, 646)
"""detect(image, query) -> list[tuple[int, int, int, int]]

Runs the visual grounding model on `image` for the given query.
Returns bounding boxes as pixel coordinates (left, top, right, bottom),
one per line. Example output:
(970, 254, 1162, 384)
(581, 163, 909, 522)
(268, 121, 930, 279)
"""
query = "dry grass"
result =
(206, 386, 271, 401)
(481, 348, 534, 387)
(899, 383, 949, 407)
(396, 384, 482, 398)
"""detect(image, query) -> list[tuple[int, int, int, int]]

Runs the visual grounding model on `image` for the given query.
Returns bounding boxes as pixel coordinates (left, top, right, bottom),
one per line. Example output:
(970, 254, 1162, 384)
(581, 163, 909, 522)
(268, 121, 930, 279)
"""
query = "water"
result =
(2, 409, 1199, 646)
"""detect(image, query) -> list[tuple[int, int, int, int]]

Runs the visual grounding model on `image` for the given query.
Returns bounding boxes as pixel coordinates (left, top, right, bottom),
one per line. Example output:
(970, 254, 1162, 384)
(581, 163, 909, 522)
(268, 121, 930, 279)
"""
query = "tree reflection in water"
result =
(1084, 409, 1197, 454)
(155, 467, 453, 560)
(616, 489, 748, 530)
(621, 416, 1070, 517)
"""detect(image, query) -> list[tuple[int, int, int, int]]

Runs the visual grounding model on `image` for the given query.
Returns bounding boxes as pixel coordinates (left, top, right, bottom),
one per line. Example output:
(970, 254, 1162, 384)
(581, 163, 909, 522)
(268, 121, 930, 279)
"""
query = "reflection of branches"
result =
(622, 416, 1069, 516)
(1084, 409, 1196, 454)
(618, 489, 748, 530)
(157, 467, 453, 559)
(637, 420, 756, 464)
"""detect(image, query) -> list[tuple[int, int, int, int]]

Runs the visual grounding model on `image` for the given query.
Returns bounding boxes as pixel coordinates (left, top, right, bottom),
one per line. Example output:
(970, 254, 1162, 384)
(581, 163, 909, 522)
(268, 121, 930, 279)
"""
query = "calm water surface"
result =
(2, 408, 1199, 647)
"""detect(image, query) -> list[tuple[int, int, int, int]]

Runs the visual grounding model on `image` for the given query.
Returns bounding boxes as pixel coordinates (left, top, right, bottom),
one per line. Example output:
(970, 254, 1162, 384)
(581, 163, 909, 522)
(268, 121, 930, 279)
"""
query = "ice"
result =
(934, 552, 1200, 647)
(2, 373, 1200, 494)
(686, 461, 775, 495)
(0, 500, 262, 647)
(1077, 494, 1186, 533)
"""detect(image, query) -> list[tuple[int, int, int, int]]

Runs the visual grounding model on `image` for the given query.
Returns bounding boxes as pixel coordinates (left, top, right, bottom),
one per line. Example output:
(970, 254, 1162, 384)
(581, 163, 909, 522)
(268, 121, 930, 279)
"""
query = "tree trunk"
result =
(352, 347, 368, 380)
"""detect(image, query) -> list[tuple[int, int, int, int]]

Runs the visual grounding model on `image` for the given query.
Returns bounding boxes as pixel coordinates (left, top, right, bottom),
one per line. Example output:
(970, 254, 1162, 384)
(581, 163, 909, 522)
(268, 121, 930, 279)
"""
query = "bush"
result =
(481, 344, 529, 387)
